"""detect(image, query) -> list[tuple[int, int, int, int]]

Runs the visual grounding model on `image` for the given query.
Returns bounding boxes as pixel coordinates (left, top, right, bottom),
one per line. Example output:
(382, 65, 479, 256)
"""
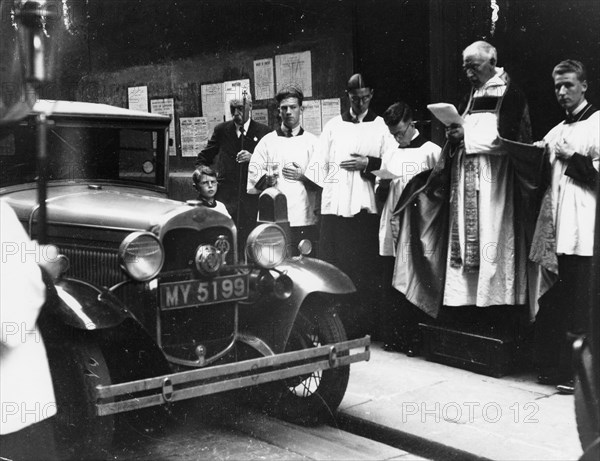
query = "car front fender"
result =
(277, 256, 356, 298)
(50, 278, 129, 330)
(239, 257, 356, 353)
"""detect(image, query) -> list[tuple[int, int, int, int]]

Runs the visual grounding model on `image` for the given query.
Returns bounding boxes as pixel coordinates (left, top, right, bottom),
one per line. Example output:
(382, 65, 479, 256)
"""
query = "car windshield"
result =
(0, 123, 166, 188)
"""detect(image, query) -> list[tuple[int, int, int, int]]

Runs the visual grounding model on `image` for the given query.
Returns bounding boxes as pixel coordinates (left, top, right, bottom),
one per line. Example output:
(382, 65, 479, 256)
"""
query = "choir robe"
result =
(530, 103, 599, 299)
(247, 128, 319, 227)
(377, 131, 441, 256)
(318, 110, 392, 217)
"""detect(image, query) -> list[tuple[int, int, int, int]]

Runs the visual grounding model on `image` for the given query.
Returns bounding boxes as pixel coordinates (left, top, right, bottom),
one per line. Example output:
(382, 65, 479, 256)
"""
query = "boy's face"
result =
(279, 96, 302, 130)
(196, 174, 217, 200)
(554, 72, 587, 113)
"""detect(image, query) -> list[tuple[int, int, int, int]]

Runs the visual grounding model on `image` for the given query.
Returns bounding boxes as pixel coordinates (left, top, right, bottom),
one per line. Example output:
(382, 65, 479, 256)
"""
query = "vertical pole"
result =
(36, 111, 48, 243)
(236, 90, 247, 232)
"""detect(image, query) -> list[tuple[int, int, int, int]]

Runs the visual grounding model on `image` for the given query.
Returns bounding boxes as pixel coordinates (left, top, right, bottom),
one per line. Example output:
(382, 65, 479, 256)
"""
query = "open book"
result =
(427, 103, 464, 126)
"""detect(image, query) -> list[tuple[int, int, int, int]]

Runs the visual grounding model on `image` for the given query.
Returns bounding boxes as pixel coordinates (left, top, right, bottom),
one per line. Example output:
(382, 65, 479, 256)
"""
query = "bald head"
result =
(462, 41, 497, 63)
(462, 41, 498, 88)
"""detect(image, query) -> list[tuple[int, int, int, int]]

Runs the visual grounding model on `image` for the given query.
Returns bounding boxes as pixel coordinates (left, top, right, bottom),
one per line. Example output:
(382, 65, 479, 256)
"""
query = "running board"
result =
(96, 336, 370, 416)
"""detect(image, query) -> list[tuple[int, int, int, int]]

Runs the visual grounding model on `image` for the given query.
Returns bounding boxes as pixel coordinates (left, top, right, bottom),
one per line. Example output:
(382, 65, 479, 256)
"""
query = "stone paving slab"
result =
(339, 343, 583, 461)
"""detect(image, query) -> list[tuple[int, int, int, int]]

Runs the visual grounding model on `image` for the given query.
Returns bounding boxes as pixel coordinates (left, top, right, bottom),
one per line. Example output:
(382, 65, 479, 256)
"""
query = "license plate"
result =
(159, 274, 249, 310)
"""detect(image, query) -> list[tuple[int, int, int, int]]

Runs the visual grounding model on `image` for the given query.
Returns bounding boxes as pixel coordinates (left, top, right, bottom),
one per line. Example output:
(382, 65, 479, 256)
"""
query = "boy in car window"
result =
(192, 166, 231, 218)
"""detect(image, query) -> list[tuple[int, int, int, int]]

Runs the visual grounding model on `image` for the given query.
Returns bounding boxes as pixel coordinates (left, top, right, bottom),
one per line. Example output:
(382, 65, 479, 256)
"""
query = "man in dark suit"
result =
(196, 93, 272, 246)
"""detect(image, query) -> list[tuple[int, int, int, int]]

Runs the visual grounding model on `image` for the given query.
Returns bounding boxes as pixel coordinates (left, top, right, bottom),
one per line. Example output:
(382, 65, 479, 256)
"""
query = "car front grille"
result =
(61, 246, 126, 288)
(159, 227, 238, 361)
(159, 303, 236, 362)
(60, 227, 236, 288)
(59, 227, 239, 362)
(161, 227, 235, 272)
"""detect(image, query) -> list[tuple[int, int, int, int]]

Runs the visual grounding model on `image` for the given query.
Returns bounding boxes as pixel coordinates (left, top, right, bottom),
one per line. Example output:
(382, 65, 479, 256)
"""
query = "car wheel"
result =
(45, 334, 114, 460)
(268, 306, 350, 425)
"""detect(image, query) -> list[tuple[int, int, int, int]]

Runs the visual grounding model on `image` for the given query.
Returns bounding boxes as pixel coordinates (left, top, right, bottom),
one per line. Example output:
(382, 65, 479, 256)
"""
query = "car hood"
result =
(3, 184, 190, 231)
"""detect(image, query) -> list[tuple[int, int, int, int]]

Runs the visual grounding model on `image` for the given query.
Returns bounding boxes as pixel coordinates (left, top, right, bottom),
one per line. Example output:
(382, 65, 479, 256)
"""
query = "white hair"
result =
(462, 41, 497, 62)
(229, 91, 253, 106)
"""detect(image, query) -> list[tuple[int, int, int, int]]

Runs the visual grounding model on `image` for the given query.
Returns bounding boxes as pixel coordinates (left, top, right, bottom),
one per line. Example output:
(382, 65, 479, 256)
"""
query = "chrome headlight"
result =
(246, 224, 287, 269)
(119, 232, 164, 281)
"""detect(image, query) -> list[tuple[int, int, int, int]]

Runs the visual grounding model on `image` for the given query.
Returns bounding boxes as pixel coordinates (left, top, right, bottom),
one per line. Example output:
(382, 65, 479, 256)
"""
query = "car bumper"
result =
(96, 335, 371, 416)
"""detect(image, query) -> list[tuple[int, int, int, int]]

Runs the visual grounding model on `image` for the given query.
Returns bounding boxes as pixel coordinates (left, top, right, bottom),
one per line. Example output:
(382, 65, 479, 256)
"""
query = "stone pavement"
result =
(337, 342, 583, 461)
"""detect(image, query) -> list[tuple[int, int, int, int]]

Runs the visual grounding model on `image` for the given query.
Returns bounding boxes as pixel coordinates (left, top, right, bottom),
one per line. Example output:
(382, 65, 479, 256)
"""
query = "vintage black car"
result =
(0, 100, 370, 459)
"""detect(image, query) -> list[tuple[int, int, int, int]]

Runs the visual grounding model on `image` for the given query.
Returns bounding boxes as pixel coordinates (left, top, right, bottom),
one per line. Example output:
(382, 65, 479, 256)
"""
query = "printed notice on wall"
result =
(253, 58, 274, 101)
(150, 98, 176, 156)
(128, 86, 148, 112)
(223, 79, 251, 120)
(301, 100, 322, 135)
(252, 108, 269, 127)
(180, 117, 209, 157)
(206, 115, 222, 139)
(201, 83, 224, 120)
(275, 51, 312, 97)
(321, 98, 341, 127)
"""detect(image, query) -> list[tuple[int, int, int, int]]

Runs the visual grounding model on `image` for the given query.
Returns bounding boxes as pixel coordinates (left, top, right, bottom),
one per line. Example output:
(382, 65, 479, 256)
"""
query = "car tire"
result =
(267, 305, 350, 425)
(46, 333, 114, 460)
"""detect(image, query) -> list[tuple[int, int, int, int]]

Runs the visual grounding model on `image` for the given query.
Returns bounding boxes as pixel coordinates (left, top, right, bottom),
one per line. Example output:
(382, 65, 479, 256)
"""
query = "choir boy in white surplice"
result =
(247, 86, 320, 253)
(532, 60, 599, 392)
(317, 73, 394, 338)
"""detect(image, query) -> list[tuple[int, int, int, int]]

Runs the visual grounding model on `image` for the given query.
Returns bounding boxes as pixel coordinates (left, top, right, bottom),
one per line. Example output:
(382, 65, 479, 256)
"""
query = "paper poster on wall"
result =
(150, 98, 176, 156)
(321, 98, 341, 127)
(223, 79, 251, 121)
(128, 86, 148, 112)
(206, 115, 222, 139)
(251, 108, 269, 127)
(253, 58, 274, 101)
(275, 51, 312, 97)
(201, 82, 225, 120)
(180, 117, 209, 157)
(301, 100, 322, 135)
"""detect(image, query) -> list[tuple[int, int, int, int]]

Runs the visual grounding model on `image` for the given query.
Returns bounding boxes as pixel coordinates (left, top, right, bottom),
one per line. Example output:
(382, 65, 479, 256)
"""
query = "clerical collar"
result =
(235, 119, 251, 137)
(565, 100, 597, 124)
(279, 124, 302, 137)
(473, 67, 507, 98)
(341, 109, 378, 123)
(350, 108, 368, 123)
(566, 99, 587, 118)
(399, 130, 427, 149)
(482, 67, 506, 88)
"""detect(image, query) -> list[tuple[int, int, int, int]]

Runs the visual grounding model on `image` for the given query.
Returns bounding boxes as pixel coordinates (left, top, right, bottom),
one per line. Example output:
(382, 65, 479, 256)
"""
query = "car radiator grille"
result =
(161, 227, 235, 272)
(159, 227, 237, 361)
(159, 304, 236, 361)
(61, 246, 126, 288)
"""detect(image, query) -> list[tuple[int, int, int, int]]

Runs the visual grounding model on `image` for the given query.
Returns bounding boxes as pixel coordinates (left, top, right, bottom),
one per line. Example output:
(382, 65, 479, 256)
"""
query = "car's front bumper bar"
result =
(95, 335, 370, 416)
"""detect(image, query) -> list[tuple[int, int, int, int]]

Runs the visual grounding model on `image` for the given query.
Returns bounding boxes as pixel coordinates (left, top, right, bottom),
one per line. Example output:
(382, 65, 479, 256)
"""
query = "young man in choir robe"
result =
(317, 73, 394, 338)
(247, 86, 320, 253)
(376, 102, 441, 353)
(532, 60, 599, 393)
